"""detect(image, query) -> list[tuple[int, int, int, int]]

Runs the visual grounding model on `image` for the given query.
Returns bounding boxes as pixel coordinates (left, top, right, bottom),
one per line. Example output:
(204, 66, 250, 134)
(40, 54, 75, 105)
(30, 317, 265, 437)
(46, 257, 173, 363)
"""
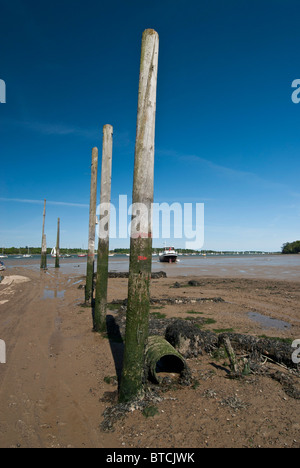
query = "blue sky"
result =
(1, 0, 300, 251)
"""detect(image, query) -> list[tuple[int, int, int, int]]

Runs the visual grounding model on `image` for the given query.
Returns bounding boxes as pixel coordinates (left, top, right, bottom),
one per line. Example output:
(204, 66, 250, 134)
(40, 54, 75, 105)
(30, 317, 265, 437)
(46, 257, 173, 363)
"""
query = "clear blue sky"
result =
(1, 0, 300, 251)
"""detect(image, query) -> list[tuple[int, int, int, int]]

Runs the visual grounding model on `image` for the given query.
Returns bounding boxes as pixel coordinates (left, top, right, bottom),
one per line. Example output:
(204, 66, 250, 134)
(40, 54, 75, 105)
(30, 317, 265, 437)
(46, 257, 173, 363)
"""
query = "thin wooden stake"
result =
(40, 199, 47, 269)
(119, 29, 159, 403)
(55, 218, 60, 268)
(221, 335, 239, 374)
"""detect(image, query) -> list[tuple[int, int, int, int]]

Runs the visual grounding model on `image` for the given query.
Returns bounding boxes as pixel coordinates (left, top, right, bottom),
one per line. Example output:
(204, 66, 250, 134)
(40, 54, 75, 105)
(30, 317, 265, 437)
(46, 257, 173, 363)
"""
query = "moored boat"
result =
(159, 246, 178, 263)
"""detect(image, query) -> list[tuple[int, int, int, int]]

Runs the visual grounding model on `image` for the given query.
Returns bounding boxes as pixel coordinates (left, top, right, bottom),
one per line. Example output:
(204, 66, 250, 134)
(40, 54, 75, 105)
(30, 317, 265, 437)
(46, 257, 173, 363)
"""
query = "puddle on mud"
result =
(248, 311, 291, 330)
(43, 288, 65, 300)
(72, 279, 84, 286)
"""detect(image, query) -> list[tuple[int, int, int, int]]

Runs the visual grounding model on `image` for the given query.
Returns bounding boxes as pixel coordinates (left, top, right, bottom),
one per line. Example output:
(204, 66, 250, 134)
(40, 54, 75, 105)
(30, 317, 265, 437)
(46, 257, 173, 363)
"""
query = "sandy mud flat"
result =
(0, 263, 299, 448)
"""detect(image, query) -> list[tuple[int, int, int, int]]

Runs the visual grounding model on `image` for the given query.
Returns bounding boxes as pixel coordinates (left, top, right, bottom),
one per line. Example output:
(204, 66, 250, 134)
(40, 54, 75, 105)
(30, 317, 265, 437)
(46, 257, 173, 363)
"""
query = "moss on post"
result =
(40, 199, 47, 270)
(93, 125, 113, 332)
(221, 335, 239, 374)
(119, 29, 159, 403)
(85, 147, 99, 304)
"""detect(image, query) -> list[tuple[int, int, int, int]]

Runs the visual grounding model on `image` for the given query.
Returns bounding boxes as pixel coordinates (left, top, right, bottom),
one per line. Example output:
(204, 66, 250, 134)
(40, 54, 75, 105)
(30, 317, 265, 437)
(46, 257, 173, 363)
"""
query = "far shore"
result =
(2, 253, 300, 282)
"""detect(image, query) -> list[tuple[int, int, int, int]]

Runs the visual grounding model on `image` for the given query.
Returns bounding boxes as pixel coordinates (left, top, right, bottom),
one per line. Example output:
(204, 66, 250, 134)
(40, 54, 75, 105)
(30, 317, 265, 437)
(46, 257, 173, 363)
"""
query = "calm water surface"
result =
(3, 254, 300, 281)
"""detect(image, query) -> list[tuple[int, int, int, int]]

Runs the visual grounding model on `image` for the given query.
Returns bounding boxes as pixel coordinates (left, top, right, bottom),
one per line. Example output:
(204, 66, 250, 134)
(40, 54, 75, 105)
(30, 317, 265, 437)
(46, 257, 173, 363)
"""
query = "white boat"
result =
(0, 249, 8, 258)
(159, 246, 178, 263)
(0, 261, 6, 271)
(23, 247, 32, 258)
(51, 247, 61, 258)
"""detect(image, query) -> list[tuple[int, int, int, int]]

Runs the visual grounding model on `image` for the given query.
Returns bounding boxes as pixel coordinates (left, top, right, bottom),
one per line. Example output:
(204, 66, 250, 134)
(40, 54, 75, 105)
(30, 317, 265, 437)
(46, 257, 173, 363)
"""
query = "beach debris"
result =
(171, 280, 202, 288)
(94, 125, 113, 333)
(217, 332, 298, 370)
(165, 320, 299, 372)
(188, 280, 201, 287)
(145, 335, 191, 385)
(100, 387, 164, 432)
(165, 319, 218, 358)
(270, 371, 300, 400)
(220, 395, 249, 411)
(103, 271, 167, 279)
(219, 334, 239, 375)
(109, 295, 224, 308)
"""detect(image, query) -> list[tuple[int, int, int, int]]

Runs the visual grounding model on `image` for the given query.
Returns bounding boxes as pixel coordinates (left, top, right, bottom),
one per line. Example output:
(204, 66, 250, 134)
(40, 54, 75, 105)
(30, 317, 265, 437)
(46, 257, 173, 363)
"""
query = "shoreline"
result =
(2, 253, 300, 282)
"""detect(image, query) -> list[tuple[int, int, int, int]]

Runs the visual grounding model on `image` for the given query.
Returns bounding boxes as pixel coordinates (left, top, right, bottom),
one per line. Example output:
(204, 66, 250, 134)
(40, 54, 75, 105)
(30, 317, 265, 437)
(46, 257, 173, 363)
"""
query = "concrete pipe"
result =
(145, 335, 190, 384)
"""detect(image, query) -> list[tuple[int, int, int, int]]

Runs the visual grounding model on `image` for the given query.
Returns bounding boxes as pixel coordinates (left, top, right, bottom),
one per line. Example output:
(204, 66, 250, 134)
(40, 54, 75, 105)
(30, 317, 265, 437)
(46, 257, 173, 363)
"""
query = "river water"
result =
(2, 254, 300, 281)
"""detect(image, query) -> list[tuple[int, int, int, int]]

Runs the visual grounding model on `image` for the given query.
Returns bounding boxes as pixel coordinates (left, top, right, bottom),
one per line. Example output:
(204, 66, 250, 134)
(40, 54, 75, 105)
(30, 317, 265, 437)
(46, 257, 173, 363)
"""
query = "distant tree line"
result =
(0, 247, 87, 255)
(1, 246, 278, 255)
(282, 241, 300, 254)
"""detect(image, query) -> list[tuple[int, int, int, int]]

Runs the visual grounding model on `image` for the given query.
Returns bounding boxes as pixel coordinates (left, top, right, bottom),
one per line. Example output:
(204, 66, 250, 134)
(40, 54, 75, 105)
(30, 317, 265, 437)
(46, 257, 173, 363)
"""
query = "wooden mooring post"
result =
(85, 147, 99, 304)
(55, 218, 60, 268)
(40, 199, 47, 269)
(93, 125, 113, 332)
(119, 29, 159, 402)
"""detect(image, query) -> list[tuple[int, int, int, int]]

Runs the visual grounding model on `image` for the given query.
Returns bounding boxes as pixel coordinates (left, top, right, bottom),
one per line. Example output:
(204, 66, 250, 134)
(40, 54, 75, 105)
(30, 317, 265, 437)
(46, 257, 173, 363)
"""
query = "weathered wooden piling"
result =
(85, 147, 99, 304)
(55, 218, 60, 268)
(93, 125, 113, 332)
(119, 29, 159, 403)
(220, 335, 239, 374)
(40, 199, 47, 269)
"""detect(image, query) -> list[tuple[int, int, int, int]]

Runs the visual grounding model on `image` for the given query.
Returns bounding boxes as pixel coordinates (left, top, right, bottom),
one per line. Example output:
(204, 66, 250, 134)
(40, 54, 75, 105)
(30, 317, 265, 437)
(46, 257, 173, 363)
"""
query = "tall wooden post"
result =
(55, 218, 60, 268)
(40, 199, 47, 269)
(93, 125, 113, 332)
(119, 29, 159, 402)
(85, 147, 99, 304)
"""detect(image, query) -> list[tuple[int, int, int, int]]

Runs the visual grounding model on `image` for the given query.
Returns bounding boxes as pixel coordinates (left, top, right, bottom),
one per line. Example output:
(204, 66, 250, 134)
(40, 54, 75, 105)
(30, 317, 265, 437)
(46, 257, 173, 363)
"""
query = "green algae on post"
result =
(85, 147, 98, 304)
(119, 29, 159, 403)
(94, 125, 113, 332)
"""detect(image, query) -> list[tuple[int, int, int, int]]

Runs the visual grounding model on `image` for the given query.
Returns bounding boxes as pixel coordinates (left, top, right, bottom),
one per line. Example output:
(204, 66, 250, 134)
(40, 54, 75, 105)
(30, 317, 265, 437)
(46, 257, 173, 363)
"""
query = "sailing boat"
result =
(23, 247, 32, 258)
(0, 248, 8, 259)
(51, 247, 57, 258)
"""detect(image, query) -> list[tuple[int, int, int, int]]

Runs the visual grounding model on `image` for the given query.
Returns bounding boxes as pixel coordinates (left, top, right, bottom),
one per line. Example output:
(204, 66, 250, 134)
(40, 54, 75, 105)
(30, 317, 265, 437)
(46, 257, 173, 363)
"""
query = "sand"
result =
(0, 264, 299, 448)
